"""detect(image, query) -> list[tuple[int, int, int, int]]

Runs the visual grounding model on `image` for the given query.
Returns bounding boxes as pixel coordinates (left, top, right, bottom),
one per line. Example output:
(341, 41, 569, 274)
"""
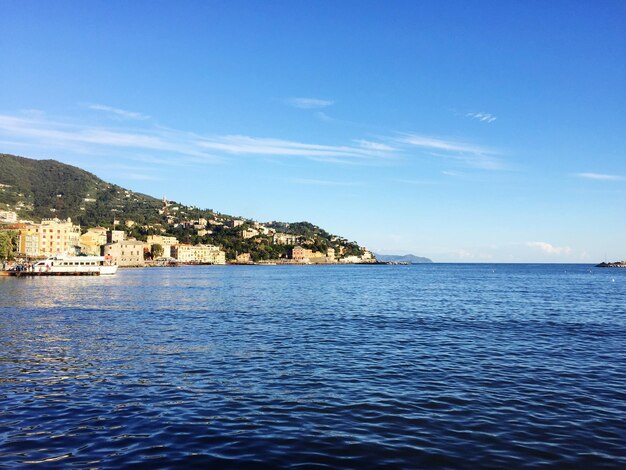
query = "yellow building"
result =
(172, 244, 226, 264)
(79, 227, 107, 255)
(17, 218, 80, 257)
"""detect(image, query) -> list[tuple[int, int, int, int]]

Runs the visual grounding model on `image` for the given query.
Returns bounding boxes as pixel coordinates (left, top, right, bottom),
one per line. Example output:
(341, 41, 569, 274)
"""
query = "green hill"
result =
(0, 153, 162, 226)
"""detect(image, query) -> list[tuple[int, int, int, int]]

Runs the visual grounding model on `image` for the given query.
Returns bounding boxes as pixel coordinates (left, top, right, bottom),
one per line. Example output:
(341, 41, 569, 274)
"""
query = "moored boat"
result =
(2, 255, 118, 276)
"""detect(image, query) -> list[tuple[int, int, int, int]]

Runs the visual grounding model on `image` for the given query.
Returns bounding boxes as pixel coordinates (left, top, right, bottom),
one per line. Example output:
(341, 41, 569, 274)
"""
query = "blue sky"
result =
(1, 1, 624, 262)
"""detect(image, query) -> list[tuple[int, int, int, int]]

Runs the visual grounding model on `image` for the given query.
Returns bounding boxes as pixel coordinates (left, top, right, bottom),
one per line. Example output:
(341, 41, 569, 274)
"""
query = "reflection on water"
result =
(1, 265, 626, 467)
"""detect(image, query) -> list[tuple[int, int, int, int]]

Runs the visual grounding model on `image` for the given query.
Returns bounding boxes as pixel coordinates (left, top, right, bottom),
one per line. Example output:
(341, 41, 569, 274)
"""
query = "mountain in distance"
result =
(0, 153, 369, 261)
(374, 253, 433, 263)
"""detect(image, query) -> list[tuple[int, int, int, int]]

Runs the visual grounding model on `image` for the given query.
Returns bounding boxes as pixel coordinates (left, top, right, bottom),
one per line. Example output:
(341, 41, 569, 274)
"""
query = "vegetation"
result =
(0, 230, 18, 260)
(150, 244, 164, 259)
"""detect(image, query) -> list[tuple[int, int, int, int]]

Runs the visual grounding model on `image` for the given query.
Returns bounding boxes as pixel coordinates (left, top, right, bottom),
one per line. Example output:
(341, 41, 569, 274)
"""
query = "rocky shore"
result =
(596, 261, 626, 268)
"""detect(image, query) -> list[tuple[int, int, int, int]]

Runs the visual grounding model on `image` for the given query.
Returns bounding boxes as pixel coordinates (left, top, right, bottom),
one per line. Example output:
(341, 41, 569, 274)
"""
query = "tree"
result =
(0, 230, 18, 260)
(151, 243, 164, 259)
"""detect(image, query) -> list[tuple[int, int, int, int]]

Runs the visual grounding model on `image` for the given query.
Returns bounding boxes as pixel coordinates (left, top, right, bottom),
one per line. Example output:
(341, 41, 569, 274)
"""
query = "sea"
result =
(1, 264, 625, 468)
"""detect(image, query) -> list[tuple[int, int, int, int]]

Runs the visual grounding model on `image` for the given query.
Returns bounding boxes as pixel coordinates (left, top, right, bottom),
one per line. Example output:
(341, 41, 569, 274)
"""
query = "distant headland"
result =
(373, 253, 433, 264)
(596, 261, 626, 268)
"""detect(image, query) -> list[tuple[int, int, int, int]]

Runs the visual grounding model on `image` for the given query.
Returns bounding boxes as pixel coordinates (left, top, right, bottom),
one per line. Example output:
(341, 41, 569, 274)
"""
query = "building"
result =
(273, 232, 298, 245)
(79, 227, 107, 255)
(230, 219, 244, 228)
(108, 230, 125, 244)
(146, 234, 178, 257)
(242, 228, 259, 239)
(0, 211, 18, 223)
(103, 239, 145, 267)
(22, 232, 40, 257)
(172, 244, 226, 264)
(290, 246, 313, 262)
(16, 218, 81, 257)
(236, 253, 252, 263)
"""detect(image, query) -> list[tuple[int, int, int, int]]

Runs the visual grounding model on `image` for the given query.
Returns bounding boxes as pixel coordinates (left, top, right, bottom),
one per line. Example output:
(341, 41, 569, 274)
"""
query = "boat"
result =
(1, 255, 118, 276)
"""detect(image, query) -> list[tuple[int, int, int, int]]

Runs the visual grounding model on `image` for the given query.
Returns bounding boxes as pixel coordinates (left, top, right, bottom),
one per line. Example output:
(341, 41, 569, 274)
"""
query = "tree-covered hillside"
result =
(0, 153, 163, 226)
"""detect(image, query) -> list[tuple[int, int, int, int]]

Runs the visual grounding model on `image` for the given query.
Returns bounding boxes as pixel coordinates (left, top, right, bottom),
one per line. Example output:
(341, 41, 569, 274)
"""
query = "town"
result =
(0, 208, 376, 267)
(0, 155, 377, 267)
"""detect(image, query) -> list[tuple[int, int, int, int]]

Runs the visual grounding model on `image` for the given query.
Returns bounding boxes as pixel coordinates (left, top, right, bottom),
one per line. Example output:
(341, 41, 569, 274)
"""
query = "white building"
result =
(172, 244, 226, 264)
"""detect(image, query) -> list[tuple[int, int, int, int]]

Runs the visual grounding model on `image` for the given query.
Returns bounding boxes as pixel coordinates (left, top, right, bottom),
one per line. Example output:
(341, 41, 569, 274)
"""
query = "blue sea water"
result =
(1, 264, 625, 468)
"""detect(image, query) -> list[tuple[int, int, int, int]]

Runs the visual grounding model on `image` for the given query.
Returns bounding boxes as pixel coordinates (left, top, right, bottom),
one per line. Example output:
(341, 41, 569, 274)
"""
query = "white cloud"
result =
(354, 139, 397, 152)
(0, 113, 395, 165)
(576, 172, 624, 181)
(401, 134, 492, 154)
(398, 133, 504, 170)
(288, 98, 334, 109)
(526, 241, 571, 255)
(88, 103, 150, 120)
(466, 112, 496, 123)
(196, 135, 390, 160)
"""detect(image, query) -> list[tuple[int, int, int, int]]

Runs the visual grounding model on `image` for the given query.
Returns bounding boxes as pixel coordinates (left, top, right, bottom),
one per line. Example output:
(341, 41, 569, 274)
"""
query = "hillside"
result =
(0, 153, 163, 226)
(0, 153, 369, 261)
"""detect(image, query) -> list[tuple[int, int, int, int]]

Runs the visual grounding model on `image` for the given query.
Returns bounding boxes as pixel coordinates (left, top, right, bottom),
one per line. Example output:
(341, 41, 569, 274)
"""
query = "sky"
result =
(1, 0, 625, 262)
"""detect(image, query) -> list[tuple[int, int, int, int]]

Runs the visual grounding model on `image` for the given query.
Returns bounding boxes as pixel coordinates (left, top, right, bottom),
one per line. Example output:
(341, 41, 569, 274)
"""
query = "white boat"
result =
(31, 255, 118, 275)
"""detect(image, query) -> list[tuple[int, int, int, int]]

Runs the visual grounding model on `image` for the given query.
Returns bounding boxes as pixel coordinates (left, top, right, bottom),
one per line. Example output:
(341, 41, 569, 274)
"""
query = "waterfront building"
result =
(146, 235, 178, 257)
(15, 218, 81, 257)
(236, 253, 252, 263)
(290, 246, 314, 262)
(172, 244, 226, 264)
(103, 239, 145, 267)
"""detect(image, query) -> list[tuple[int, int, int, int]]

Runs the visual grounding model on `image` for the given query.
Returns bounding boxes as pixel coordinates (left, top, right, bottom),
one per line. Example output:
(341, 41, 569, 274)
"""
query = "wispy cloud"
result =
(526, 241, 571, 255)
(87, 103, 150, 120)
(0, 113, 395, 165)
(466, 112, 496, 123)
(288, 97, 334, 109)
(576, 172, 624, 181)
(354, 139, 397, 152)
(0, 111, 504, 175)
(196, 135, 391, 160)
(401, 134, 492, 154)
(0, 114, 221, 162)
(398, 133, 504, 170)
